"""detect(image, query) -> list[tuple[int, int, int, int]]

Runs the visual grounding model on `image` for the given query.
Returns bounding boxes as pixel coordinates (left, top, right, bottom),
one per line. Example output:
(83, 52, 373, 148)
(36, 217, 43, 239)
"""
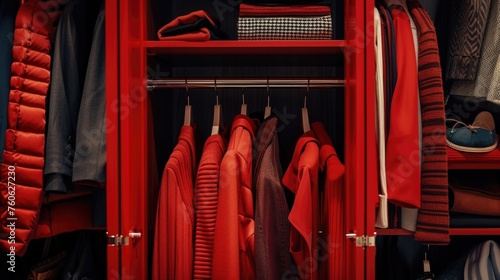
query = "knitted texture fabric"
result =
(407, 0, 450, 245)
(445, 0, 491, 81)
(450, 0, 500, 105)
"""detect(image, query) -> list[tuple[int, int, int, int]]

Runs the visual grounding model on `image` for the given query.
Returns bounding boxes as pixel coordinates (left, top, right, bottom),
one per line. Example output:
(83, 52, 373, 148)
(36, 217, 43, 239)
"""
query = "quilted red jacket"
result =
(0, 0, 64, 256)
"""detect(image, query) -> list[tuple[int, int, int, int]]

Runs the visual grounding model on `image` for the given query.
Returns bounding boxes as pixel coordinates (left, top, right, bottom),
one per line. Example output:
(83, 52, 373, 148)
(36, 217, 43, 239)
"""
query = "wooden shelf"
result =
(376, 228, 500, 236)
(447, 146, 500, 169)
(145, 40, 346, 56)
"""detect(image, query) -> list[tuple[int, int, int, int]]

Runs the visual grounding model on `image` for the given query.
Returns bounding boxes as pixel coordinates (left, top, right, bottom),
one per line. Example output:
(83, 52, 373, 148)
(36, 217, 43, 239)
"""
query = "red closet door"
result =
(344, 0, 376, 278)
(108, 0, 151, 278)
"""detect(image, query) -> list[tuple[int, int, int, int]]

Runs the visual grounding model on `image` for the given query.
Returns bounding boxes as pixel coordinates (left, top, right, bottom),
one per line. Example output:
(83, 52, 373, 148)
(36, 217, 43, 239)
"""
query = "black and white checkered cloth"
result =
(238, 16, 333, 40)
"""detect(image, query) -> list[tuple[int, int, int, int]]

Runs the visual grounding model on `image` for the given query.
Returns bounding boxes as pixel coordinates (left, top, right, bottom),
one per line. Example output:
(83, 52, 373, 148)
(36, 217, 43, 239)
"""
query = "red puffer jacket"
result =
(0, 0, 65, 256)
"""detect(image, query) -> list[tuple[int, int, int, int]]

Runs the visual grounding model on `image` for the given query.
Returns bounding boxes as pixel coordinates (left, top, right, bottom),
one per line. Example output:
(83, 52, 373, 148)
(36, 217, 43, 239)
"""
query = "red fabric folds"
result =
(212, 115, 256, 280)
(282, 131, 320, 280)
(153, 125, 197, 280)
(193, 134, 227, 279)
(239, 3, 331, 17)
(157, 10, 217, 41)
(385, 6, 421, 209)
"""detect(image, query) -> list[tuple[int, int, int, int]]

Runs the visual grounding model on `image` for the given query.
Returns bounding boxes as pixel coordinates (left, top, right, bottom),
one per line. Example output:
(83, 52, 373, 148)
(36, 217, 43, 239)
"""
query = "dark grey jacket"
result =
(72, 3, 105, 186)
(44, 0, 94, 192)
(253, 117, 293, 279)
(44, 1, 105, 192)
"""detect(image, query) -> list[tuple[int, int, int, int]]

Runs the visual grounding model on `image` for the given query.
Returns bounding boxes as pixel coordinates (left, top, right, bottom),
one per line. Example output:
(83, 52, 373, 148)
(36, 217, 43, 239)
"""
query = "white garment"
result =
(374, 7, 388, 229)
(464, 240, 500, 280)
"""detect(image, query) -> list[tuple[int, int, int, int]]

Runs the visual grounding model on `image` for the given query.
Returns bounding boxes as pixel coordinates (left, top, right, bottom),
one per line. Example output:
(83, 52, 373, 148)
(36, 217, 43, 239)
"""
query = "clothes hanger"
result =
(302, 79, 311, 133)
(183, 79, 192, 126)
(264, 78, 271, 119)
(241, 88, 247, 115)
(416, 245, 435, 280)
(211, 78, 223, 135)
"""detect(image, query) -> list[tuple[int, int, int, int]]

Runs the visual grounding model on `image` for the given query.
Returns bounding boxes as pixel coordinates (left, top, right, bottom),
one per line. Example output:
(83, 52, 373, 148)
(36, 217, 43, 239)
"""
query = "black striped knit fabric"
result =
(407, 0, 450, 245)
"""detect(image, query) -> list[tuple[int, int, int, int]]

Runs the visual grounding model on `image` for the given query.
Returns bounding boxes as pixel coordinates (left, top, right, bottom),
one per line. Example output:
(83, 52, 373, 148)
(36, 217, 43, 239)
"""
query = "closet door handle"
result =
(129, 230, 142, 240)
(345, 233, 376, 247)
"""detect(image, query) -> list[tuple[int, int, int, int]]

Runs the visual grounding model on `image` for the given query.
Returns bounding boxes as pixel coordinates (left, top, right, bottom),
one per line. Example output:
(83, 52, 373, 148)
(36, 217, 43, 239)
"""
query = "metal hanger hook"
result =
(214, 77, 219, 105)
(214, 77, 217, 94)
(185, 78, 190, 106)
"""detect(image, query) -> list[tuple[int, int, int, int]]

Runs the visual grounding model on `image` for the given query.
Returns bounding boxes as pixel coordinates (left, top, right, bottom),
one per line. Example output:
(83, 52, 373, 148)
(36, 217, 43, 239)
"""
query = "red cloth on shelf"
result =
(239, 3, 331, 17)
(157, 10, 217, 41)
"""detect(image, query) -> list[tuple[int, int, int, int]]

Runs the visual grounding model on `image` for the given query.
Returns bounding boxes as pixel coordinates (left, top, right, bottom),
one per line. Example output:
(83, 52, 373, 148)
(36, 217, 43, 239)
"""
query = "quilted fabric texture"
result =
(0, 0, 65, 256)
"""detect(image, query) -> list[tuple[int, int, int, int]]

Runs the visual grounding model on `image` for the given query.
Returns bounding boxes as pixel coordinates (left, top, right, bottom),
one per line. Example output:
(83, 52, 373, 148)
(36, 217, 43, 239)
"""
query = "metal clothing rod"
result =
(147, 78, 344, 90)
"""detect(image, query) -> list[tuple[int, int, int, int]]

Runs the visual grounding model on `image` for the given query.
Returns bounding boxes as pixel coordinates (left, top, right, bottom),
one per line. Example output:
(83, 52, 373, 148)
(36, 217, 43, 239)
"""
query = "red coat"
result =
(153, 125, 197, 280)
(282, 131, 320, 280)
(0, 0, 63, 256)
(312, 122, 346, 280)
(212, 115, 256, 280)
(193, 134, 227, 279)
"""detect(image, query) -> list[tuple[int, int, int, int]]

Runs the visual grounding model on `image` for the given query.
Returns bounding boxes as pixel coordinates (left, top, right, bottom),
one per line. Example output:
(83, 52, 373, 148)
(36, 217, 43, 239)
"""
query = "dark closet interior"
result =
(146, 1, 346, 278)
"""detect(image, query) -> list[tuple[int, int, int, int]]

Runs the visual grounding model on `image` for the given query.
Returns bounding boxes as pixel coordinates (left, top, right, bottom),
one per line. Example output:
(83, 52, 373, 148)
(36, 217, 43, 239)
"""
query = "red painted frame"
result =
(109, 0, 373, 278)
(363, 0, 377, 279)
(344, 0, 371, 279)
(105, 0, 120, 278)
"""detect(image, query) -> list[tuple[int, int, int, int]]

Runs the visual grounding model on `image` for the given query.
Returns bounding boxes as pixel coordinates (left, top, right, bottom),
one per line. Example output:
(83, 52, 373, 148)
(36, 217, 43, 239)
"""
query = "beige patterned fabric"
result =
(446, 0, 492, 81)
(450, 0, 500, 105)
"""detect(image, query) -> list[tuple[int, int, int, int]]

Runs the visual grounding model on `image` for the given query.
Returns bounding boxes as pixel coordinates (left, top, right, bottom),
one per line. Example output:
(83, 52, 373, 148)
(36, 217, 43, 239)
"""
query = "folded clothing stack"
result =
(238, 3, 332, 40)
(449, 170, 500, 216)
(157, 10, 225, 41)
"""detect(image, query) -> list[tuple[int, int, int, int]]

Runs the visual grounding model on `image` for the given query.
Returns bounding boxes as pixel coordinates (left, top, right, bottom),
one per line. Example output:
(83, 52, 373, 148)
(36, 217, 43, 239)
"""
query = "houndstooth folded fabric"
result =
(238, 16, 332, 40)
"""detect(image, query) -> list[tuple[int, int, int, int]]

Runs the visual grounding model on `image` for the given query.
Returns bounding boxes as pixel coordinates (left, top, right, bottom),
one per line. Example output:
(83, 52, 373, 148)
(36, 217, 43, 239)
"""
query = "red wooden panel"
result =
(106, 0, 120, 278)
(447, 146, 500, 169)
(344, 0, 368, 279)
(119, 0, 149, 278)
(146, 40, 346, 55)
(364, 0, 377, 279)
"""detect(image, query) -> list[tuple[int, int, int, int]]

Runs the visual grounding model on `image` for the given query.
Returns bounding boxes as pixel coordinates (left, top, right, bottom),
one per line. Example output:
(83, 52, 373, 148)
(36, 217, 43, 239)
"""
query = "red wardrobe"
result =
(105, 0, 372, 279)
(105, 0, 500, 279)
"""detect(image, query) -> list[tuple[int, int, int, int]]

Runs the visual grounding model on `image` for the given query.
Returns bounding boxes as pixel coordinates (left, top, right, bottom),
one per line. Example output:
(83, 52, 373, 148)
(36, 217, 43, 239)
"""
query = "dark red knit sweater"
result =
(407, 0, 450, 245)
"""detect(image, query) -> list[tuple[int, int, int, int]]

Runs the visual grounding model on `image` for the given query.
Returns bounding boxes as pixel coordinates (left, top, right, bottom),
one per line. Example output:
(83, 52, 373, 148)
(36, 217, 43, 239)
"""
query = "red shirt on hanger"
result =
(193, 134, 227, 279)
(282, 131, 320, 280)
(312, 122, 346, 280)
(153, 125, 197, 280)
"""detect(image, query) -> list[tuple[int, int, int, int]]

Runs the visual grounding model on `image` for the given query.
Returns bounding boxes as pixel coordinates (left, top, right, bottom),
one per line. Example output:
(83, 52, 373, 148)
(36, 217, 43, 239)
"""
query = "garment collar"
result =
(231, 114, 257, 138)
(282, 131, 319, 193)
